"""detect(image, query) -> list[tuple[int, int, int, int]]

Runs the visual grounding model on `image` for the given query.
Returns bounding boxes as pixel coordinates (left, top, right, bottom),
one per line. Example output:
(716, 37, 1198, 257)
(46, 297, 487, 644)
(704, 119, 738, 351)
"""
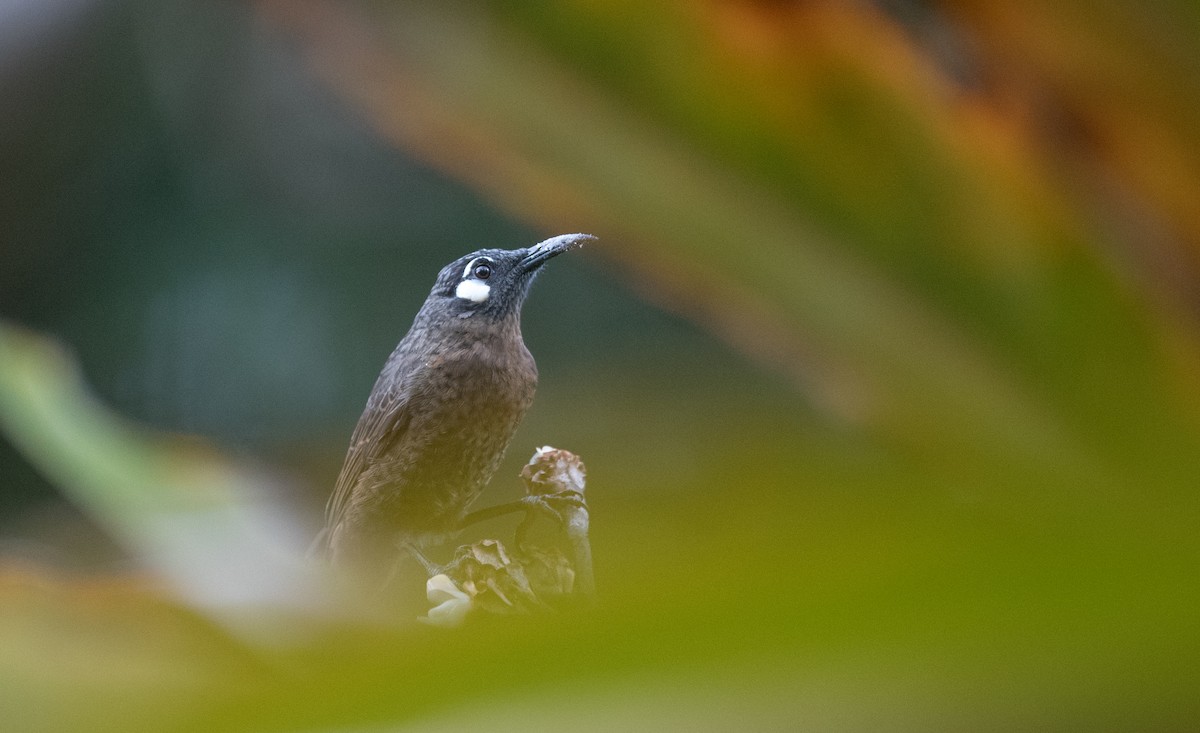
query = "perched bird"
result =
(318, 233, 594, 579)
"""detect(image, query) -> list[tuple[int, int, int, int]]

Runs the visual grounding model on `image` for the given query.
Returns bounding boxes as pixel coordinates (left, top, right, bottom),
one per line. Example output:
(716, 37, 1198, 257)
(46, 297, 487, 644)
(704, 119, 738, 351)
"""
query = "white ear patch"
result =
(455, 279, 491, 303)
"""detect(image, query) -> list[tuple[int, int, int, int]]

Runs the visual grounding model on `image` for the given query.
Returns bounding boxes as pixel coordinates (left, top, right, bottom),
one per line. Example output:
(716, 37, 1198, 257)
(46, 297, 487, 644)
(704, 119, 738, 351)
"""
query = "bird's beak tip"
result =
(520, 232, 597, 270)
(538, 232, 596, 252)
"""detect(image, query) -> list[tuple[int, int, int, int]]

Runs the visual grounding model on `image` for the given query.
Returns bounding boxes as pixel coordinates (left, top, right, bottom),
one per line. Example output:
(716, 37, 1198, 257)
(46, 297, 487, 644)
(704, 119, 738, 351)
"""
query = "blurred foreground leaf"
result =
(1, 324, 1198, 730)
(0, 322, 323, 626)
(263, 0, 1200, 474)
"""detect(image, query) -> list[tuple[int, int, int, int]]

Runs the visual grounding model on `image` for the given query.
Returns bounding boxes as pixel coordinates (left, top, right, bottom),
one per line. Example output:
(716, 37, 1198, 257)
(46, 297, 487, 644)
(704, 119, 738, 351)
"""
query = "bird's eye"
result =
(472, 263, 492, 280)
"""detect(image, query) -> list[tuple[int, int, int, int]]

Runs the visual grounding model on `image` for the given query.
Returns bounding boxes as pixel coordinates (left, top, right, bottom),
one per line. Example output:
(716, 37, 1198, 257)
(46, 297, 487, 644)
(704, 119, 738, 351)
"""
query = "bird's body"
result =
(319, 234, 592, 575)
(324, 314, 538, 565)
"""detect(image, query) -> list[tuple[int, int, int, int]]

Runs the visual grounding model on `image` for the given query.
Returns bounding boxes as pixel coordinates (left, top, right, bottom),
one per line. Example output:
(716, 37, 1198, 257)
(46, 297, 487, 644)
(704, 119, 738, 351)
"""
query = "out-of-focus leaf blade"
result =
(0, 321, 325, 625)
(263, 0, 1200, 473)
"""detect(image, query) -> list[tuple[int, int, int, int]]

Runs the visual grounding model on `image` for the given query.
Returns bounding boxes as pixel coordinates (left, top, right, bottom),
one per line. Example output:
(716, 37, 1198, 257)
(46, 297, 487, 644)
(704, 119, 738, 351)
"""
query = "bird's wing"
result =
(323, 382, 414, 535)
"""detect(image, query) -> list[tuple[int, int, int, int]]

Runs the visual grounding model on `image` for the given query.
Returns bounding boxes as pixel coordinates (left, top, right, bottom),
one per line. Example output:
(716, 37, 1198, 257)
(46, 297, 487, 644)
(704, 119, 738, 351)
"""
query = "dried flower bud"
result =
(521, 446, 587, 497)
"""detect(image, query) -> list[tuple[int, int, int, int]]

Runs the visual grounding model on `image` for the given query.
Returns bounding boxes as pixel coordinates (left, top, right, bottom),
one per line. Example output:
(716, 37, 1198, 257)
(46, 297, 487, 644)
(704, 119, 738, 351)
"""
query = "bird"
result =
(316, 233, 594, 582)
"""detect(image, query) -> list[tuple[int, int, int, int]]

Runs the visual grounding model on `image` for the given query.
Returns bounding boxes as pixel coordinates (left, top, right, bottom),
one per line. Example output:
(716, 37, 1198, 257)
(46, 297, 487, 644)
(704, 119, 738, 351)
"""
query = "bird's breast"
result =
(371, 336, 537, 530)
(423, 336, 537, 406)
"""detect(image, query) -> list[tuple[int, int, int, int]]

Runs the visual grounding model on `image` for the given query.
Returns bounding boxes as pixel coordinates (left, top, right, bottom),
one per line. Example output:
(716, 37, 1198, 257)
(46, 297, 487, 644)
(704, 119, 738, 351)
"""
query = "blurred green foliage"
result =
(1, 0, 1199, 730)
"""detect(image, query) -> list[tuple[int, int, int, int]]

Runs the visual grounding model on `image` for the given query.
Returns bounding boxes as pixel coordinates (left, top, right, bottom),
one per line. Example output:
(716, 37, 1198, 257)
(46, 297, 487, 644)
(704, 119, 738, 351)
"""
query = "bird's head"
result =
(427, 233, 595, 322)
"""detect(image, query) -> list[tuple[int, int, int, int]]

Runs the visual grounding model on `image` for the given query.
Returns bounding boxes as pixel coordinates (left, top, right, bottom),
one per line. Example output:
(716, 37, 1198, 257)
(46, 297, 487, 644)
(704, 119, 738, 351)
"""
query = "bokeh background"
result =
(2, 1, 1198, 730)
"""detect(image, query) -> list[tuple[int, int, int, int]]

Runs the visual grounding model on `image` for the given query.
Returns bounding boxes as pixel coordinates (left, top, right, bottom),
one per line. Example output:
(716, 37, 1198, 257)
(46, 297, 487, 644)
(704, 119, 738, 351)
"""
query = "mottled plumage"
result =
(319, 234, 592, 575)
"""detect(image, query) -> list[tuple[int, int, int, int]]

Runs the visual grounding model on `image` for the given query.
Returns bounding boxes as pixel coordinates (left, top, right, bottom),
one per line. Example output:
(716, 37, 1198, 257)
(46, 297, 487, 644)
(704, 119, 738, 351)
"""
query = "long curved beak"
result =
(518, 233, 596, 273)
